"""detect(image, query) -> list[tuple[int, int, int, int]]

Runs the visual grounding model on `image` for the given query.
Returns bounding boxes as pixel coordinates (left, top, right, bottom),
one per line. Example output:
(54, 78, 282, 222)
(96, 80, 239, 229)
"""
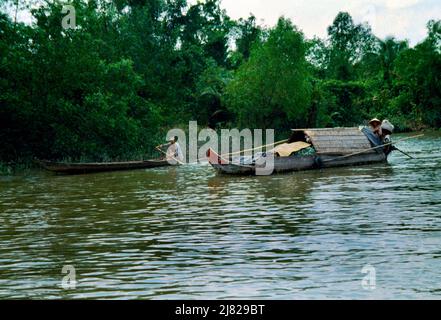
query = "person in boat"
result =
(368, 118, 382, 137)
(380, 120, 395, 155)
(361, 119, 385, 152)
(157, 136, 184, 163)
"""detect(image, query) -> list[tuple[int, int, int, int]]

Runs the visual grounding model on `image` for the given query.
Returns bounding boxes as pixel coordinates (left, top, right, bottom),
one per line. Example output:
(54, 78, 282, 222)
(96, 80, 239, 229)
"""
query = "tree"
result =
(391, 20, 441, 129)
(180, 0, 232, 67)
(327, 12, 376, 80)
(233, 15, 262, 63)
(225, 18, 311, 129)
(378, 37, 408, 85)
(195, 59, 231, 125)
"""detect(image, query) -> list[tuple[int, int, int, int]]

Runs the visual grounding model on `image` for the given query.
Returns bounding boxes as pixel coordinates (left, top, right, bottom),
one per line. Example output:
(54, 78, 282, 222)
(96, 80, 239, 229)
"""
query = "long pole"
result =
(221, 139, 289, 157)
(394, 147, 415, 159)
(322, 134, 424, 163)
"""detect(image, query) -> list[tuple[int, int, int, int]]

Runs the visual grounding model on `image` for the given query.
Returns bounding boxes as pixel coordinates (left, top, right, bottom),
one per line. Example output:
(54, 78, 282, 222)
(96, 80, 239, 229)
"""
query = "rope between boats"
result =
(183, 139, 289, 164)
(220, 139, 289, 157)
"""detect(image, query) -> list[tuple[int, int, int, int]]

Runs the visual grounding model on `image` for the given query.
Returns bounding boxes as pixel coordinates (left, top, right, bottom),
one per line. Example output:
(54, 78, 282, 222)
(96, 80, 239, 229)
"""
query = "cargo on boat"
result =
(207, 127, 388, 175)
(37, 159, 175, 174)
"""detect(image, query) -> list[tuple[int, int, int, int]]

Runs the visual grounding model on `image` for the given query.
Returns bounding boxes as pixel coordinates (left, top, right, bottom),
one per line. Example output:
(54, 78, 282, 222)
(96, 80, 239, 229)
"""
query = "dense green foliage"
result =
(225, 18, 311, 129)
(0, 1, 440, 162)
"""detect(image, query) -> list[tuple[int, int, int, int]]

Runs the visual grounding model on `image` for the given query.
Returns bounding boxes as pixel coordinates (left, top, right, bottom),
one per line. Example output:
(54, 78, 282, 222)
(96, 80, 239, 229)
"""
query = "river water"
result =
(0, 133, 440, 299)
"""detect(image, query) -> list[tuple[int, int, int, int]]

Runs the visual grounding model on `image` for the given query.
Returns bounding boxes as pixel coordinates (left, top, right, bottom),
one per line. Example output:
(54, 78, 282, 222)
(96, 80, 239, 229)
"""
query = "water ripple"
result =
(0, 134, 440, 299)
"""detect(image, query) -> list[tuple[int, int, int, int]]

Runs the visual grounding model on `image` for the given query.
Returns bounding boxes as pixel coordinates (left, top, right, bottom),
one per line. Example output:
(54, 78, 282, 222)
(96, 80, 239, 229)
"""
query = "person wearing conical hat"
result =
(368, 118, 382, 137)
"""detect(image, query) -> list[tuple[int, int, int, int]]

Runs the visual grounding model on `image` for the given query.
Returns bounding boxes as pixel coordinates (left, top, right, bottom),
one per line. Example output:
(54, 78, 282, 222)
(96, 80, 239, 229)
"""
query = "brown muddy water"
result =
(0, 133, 440, 299)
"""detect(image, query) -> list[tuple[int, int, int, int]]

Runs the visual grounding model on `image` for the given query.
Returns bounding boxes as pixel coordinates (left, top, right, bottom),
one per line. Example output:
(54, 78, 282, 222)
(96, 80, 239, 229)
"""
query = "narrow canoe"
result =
(37, 159, 175, 174)
(207, 127, 388, 175)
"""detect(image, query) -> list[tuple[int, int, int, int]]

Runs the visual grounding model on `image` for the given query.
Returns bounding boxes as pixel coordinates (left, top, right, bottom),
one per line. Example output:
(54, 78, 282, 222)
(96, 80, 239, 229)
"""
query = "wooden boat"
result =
(207, 127, 388, 175)
(37, 159, 175, 174)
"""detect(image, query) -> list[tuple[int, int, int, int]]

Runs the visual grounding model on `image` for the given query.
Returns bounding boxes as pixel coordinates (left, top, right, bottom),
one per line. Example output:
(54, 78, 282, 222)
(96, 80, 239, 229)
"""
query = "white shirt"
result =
(167, 142, 184, 162)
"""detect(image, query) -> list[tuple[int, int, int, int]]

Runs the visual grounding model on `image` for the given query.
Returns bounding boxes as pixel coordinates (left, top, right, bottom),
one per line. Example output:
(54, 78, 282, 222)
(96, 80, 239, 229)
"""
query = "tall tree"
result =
(327, 12, 376, 80)
(234, 15, 261, 62)
(391, 20, 441, 128)
(379, 37, 408, 85)
(225, 18, 311, 129)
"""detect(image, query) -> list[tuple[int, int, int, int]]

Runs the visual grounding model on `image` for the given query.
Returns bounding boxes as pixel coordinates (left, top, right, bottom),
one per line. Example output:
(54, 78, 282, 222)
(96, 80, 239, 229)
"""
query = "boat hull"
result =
(37, 159, 174, 174)
(207, 149, 387, 175)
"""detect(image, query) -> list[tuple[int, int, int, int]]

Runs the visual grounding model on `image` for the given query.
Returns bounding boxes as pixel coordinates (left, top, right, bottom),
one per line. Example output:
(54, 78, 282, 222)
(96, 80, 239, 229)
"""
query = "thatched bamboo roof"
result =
(291, 127, 374, 155)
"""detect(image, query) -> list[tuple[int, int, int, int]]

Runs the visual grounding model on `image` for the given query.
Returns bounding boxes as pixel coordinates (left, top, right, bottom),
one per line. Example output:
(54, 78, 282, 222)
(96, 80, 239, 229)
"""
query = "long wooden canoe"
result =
(207, 127, 388, 175)
(37, 159, 175, 174)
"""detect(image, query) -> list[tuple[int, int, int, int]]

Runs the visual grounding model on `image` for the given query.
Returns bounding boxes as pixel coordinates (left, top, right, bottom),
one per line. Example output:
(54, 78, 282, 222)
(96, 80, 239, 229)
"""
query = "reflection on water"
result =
(0, 133, 440, 299)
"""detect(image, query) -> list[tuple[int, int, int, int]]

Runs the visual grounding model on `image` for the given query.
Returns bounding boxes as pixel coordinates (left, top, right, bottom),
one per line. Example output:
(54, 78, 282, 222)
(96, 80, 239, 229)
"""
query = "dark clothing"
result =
(361, 127, 382, 147)
(361, 127, 393, 156)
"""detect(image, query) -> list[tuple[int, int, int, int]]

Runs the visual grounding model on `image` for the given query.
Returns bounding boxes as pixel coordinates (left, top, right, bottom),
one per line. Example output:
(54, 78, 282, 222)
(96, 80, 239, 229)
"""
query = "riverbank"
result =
(0, 161, 36, 176)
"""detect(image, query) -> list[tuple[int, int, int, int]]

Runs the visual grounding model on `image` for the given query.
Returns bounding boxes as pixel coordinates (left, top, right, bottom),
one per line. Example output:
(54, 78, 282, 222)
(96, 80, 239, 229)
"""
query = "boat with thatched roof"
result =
(207, 127, 388, 175)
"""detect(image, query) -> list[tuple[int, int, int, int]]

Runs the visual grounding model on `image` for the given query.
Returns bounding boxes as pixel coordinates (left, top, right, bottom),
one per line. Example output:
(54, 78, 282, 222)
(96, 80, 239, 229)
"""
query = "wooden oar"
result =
(155, 146, 184, 165)
(393, 147, 415, 159)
